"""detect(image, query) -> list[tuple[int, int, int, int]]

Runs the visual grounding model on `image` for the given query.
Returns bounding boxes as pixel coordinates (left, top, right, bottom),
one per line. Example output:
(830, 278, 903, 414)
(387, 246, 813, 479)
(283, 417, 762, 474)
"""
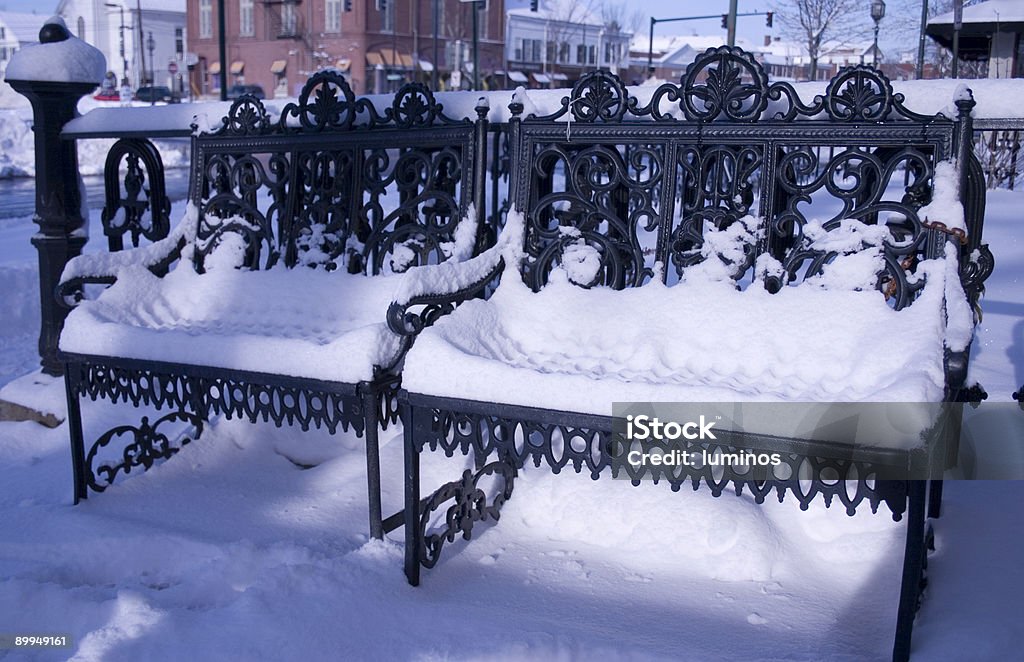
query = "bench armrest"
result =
(57, 204, 199, 307)
(381, 212, 525, 373)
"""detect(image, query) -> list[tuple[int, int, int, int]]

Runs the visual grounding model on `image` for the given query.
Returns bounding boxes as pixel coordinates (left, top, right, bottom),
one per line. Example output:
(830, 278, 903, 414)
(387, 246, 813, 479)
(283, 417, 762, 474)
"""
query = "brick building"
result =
(186, 0, 505, 97)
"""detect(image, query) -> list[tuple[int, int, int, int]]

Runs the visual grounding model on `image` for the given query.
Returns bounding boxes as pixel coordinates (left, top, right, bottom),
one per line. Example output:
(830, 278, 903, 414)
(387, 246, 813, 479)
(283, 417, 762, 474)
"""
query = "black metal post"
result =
(404, 403, 422, 586)
(873, 23, 881, 67)
(7, 32, 98, 376)
(647, 17, 654, 74)
(893, 480, 927, 662)
(218, 0, 227, 100)
(363, 389, 384, 540)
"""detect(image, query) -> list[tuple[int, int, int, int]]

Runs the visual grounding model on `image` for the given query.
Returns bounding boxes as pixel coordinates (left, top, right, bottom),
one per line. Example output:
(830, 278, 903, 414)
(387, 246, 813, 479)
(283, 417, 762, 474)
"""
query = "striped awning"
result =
(230, 61, 245, 75)
(270, 60, 287, 74)
(507, 71, 528, 83)
(532, 72, 551, 84)
(208, 61, 221, 74)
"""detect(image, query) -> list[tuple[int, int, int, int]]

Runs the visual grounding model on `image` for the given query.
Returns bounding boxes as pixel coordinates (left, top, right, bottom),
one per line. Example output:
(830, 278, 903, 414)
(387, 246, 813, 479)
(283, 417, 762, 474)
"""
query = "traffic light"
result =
(530, 0, 538, 11)
(344, 0, 351, 11)
(766, 12, 773, 28)
(721, 14, 728, 29)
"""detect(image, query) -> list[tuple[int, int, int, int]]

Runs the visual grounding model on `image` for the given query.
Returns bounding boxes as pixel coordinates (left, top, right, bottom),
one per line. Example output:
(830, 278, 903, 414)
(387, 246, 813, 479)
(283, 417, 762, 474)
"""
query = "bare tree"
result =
(596, 0, 644, 35)
(771, 0, 872, 81)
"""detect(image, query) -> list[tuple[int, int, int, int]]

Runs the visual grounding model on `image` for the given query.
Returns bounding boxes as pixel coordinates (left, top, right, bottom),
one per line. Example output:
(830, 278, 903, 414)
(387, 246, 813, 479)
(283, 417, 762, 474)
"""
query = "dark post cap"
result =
(39, 20, 71, 44)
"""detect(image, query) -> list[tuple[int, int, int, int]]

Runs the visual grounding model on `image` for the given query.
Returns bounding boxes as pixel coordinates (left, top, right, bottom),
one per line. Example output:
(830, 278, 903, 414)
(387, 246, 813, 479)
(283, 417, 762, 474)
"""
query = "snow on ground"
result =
(0, 152, 1021, 659)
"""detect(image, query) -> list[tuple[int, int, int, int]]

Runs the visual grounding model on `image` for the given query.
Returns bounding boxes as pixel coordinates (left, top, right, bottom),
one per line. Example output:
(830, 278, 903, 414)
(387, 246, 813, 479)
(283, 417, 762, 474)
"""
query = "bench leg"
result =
(893, 480, 928, 662)
(404, 403, 421, 586)
(927, 479, 943, 519)
(363, 391, 384, 540)
(64, 373, 87, 504)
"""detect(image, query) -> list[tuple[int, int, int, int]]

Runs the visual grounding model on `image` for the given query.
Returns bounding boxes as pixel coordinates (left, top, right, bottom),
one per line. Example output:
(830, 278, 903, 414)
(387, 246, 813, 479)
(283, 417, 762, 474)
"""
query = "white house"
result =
(505, 3, 632, 88)
(0, 12, 45, 80)
(56, 0, 186, 91)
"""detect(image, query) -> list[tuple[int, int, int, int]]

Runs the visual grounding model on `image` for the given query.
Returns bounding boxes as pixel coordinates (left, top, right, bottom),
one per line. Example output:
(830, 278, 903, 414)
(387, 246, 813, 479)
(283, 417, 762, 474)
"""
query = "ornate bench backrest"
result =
(189, 71, 488, 275)
(507, 47, 986, 310)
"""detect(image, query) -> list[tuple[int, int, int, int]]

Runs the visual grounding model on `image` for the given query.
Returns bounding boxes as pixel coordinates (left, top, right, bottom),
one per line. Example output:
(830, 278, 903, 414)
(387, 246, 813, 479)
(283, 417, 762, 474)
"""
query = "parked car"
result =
(227, 84, 267, 100)
(134, 86, 180, 103)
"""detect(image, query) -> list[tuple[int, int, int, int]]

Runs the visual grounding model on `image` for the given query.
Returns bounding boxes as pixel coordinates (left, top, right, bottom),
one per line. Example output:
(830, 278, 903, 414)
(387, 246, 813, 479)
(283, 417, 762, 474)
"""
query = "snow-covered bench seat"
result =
(390, 51, 992, 662)
(58, 72, 490, 539)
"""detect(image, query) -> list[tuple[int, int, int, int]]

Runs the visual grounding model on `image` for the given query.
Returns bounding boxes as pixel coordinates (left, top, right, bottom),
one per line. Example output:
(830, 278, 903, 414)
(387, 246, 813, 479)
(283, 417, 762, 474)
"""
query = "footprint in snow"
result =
(747, 613, 769, 625)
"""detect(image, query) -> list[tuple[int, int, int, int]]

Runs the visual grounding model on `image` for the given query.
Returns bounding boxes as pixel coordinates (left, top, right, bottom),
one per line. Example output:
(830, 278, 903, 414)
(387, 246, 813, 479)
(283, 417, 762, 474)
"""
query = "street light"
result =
(870, 0, 886, 68)
(104, 3, 128, 82)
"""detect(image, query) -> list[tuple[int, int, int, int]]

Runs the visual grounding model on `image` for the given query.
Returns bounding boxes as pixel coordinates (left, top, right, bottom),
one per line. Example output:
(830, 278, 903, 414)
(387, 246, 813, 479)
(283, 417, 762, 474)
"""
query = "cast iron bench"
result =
(388, 48, 993, 661)
(57, 71, 490, 539)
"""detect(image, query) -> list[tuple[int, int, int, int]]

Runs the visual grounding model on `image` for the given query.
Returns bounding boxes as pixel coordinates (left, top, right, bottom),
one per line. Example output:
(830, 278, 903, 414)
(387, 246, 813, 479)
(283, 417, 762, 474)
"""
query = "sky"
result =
(0, 0, 915, 57)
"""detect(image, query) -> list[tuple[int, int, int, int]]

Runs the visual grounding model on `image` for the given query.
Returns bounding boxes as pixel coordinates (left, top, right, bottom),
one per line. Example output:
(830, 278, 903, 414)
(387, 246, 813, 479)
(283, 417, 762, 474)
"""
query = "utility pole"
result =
(432, 0, 439, 90)
(217, 0, 227, 100)
(135, 0, 146, 86)
(916, 0, 928, 79)
(727, 0, 738, 47)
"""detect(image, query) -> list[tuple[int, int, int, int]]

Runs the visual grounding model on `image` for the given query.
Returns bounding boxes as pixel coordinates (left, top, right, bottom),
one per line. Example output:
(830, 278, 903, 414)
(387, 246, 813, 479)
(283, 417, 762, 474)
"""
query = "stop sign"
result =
(168, 61, 179, 75)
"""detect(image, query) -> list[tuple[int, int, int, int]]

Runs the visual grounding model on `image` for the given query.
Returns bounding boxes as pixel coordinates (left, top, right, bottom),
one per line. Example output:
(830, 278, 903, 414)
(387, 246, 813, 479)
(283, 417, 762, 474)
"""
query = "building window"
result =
(326, 0, 342, 32)
(175, 27, 184, 57)
(478, 2, 487, 40)
(382, 0, 395, 33)
(546, 41, 555, 63)
(576, 44, 585, 64)
(240, 0, 253, 36)
(519, 39, 541, 63)
(282, 0, 298, 36)
(559, 42, 569, 63)
(77, 16, 85, 39)
(199, 0, 212, 39)
(588, 44, 596, 65)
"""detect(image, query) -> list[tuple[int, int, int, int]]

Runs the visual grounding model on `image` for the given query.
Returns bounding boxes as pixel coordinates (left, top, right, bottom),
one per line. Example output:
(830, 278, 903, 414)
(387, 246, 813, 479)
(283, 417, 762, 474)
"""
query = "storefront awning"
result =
(418, 59, 434, 72)
(230, 61, 245, 75)
(335, 58, 351, 72)
(507, 71, 528, 83)
(552, 73, 569, 81)
(209, 61, 221, 74)
(378, 48, 414, 68)
(532, 73, 551, 84)
(270, 60, 287, 74)
(366, 52, 384, 67)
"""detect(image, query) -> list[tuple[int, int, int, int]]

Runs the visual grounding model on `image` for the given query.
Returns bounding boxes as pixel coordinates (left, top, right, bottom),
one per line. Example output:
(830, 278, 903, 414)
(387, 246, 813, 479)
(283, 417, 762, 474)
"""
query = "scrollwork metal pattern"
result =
(531, 47, 941, 125)
(191, 71, 485, 276)
(67, 360, 367, 436)
(86, 411, 203, 492)
(510, 52, 964, 304)
(101, 138, 171, 251)
(410, 401, 911, 545)
(417, 461, 516, 569)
